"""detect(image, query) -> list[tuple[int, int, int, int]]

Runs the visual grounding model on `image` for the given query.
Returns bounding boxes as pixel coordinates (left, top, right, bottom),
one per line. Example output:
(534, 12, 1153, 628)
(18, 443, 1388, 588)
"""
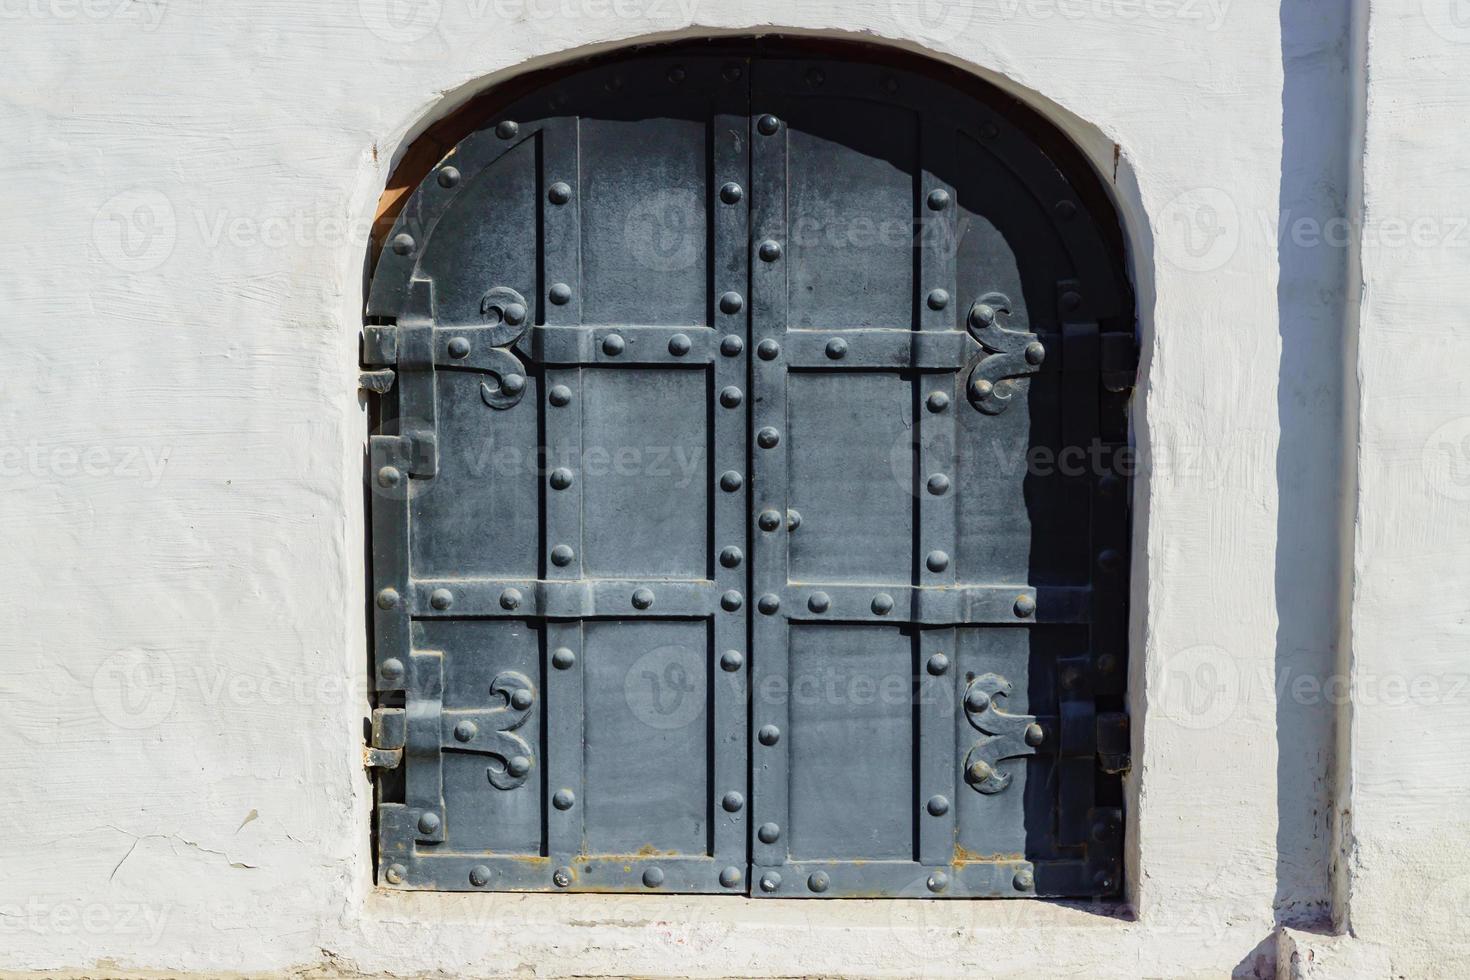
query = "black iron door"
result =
(364, 44, 1134, 898)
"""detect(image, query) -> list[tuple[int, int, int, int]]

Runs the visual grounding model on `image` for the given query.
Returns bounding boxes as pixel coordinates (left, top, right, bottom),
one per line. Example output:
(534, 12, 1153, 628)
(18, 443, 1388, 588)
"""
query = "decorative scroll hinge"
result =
(365, 707, 406, 770)
(362, 280, 532, 410)
(965, 292, 1046, 415)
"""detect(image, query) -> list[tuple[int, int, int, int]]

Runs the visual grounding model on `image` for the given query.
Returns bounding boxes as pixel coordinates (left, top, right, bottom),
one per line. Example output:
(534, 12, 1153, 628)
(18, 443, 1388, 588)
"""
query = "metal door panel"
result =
(786, 624, 914, 861)
(583, 618, 710, 855)
(786, 371, 913, 584)
(580, 367, 708, 578)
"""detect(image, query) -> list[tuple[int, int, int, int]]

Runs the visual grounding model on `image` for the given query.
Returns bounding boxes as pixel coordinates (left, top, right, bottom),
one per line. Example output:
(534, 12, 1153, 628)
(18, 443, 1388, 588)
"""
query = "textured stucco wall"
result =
(1, 0, 1447, 975)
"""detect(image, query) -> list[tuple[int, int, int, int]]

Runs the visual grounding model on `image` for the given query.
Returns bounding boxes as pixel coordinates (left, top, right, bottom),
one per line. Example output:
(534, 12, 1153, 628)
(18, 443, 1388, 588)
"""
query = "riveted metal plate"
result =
(366, 41, 1133, 898)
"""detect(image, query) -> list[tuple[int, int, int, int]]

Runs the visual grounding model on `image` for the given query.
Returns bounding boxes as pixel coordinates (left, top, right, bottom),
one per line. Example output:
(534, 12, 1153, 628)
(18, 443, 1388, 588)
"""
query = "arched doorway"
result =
(363, 37, 1135, 898)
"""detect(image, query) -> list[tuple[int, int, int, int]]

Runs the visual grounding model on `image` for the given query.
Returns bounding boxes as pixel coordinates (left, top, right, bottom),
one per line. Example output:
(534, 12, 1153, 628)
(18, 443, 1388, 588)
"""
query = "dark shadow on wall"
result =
(1274, 0, 1355, 928)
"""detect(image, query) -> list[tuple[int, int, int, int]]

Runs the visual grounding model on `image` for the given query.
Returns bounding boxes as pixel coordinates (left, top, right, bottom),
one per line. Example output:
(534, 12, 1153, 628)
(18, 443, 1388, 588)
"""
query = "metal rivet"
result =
(825, 338, 848, 360)
(722, 791, 745, 812)
(882, 75, 899, 93)
(390, 233, 415, 255)
(642, 866, 665, 888)
(719, 291, 744, 314)
(549, 468, 573, 490)
(758, 509, 781, 531)
(808, 591, 830, 613)
(927, 871, 949, 893)
(969, 303, 996, 328)
(757, 822, 780, 844)
(927, 391, 950, 413)
(632, 588, 654, 610)
(430, 588, 453, 610)
(376, 588, 399, 610)
(501, 373, 525, 396)
(601, 333, 624, 356)
(437, 167, 461, 189)
(552, 647, 576, 670)
(549, 282, 572, 306)
(1095, 871, 1115, 892)
(757, 594, 780, 615)
(926, 795, 950, 816)
(757, 427, 780, 449)
(500, 588, 522, 610)
(448, 336, 471, 359)
(971, 378, 995, 400)
(469, 864, 491, 887)
(385, 863, 406, 885)
(667, 65, 686, 84)
(720, 546, 743, 568)
(1061, 290, 1082, 313)
(1098, 653, 1119, 674)
(1013, 869, 1034, 891)
(927, 289, 950, 311)
(376, 465, 402, 488)
(551, 544, 575, 566)
(418, 812, 440, 834)
(720, 866, 742, 887)
(720, 471, 744, 492)
(760, 872, 781, 892)
(758, 240, 782, 262)
(968, 759, 995, 784)
(1025, 722, 1046, 746)
(495, 120, 518, 140)
(720, 650, 744, 672)
(756, 339, 780, 360)
(511, 689, 533, 710)
(548, 384, 572, 407)
(758, 724, 781, 746)
(507, 755, 530, 777)
(380, 657, 404, 681)
(927, 473, 950, 495)
(553, 788, 575, 810)
(786, 509, 801, 530)
(721, 590, 743, 611)
(723, 64, 743, 81)
(503, 302, 527, 326)
(1014, 594, 1036, 618)
(871, 593, 894, 615)
(926, 653, 949, 675)
(548, 181, 572, 205)
(1055, 200, 1077, 220)
(720, 182, 743, 205)
(720, 386, 743, 408)
(721, 335, 744, 356)
(553, 867, 572, 888)
(980, 121, 999, 139)
(1025, 341, 1046, 365)
(808, 871, 830, 893)
(757, 114, 780, 135)
(966, 688, 991, 713)
(805, 67, 825, 86)
(666, 332, 691, 356)
(925, 550, 950, 573)
(927, 188, 951, 211)
(1097, 548, 1123, 572)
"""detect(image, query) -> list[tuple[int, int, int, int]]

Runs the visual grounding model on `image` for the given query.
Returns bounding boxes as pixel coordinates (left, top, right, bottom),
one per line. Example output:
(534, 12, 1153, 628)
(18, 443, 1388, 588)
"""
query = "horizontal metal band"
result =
(751, 858, 1106, 899)
(385, 852, 738, 893)
(525, 324, 723, 366)
(778, 584, 1090, 625)
(783, 328, 980, 370)
(410, 577, 721, 618)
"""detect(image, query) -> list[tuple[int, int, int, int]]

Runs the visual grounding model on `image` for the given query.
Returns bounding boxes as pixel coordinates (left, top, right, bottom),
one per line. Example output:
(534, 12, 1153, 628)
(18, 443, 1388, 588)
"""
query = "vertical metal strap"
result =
(540, 116, 585, 860)
(916, 116, 959, 868)
(749, 82, 790, 873)
(711, 91, 751, 883)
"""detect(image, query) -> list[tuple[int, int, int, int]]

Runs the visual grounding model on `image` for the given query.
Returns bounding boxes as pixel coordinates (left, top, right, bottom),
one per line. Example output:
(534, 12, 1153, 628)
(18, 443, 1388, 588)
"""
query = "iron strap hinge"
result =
(365, 707, 406, 770)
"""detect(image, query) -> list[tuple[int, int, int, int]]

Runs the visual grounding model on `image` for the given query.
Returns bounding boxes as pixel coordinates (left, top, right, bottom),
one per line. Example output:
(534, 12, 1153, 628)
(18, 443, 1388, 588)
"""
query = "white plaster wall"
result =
(0, 0, 1402, 975)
